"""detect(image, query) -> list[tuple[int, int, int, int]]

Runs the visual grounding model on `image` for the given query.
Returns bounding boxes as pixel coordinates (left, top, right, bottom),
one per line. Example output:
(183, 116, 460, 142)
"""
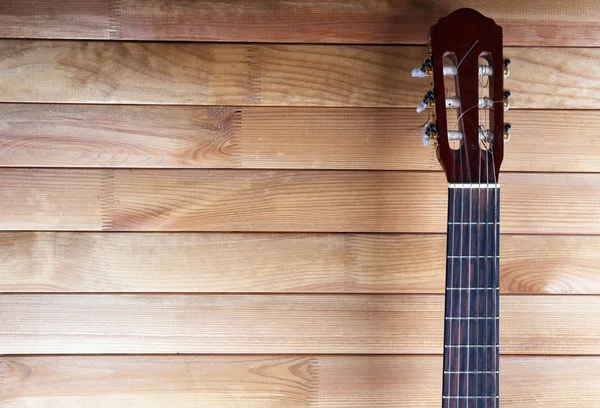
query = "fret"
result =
(445, 320, 497, 345)
(445, 317, 499, 320)
(444, 371, 499, 374)
(443, 396, 499, 399)
(446, 292, 498, 318)
(448, 222, 498, 225)
(447, 255, 499, 258)
(448, 183, 500, 188)
(444, 348, 496, 372)
(446, 287, 499, 290)
(447, 226, 499, 257)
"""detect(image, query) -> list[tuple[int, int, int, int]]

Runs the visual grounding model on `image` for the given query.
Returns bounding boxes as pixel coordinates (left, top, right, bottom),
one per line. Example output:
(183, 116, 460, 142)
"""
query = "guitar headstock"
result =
(412, 9, 511, 183)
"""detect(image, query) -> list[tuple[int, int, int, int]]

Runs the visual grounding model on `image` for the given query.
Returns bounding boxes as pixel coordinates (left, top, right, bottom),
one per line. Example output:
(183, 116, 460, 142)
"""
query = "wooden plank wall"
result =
(1, 1, 599, 406)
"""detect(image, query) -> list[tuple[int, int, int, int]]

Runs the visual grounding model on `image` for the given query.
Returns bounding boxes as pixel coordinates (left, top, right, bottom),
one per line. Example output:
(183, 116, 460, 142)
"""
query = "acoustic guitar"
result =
(412, 8, 511, 407)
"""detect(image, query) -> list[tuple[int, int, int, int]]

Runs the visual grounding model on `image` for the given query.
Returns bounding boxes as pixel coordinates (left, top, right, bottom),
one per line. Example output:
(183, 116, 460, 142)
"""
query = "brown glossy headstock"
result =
(420, 9, 509, 183)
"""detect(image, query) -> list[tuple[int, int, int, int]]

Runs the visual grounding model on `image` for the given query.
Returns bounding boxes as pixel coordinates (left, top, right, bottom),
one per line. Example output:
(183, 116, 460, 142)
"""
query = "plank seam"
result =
(212, 106, 243, 167)
(101, 169, 115, 230)
(345, 234, 359, 293)
(108, 0, 123, 40)
(247, 45, 262, 103)
(307, 356, 320, 406)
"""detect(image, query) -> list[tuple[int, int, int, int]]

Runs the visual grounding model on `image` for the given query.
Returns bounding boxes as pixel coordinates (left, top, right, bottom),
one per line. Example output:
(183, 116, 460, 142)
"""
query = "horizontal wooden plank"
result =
(1, 41, 598, 109)
(1, 294, 598, 355)
(1, 0, 600, 47)
(2, 233, 599, 295)
(1, 355, 598, 407)
(238, 108, 600, 172)
(3, 105, 597, 173)
(0, 104, 239, 168)
(0, 169, 598, 234)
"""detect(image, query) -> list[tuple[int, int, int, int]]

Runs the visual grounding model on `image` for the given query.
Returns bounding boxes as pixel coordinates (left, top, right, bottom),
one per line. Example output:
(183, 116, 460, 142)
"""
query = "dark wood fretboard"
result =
(442, 184, 500, 408)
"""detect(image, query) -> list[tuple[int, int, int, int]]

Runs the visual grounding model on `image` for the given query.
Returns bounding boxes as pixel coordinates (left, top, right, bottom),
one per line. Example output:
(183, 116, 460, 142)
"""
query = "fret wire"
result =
(447, 255, 499, 258)
(448, 222, 498, 224)
(446, 287, 499, 290)
(447, 183, 500, 188)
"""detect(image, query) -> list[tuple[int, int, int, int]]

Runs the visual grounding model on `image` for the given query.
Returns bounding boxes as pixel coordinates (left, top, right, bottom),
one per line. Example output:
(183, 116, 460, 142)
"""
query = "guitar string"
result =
(445, 52, 458, 406)
(491, 122, 499, 408)
(458, 69, 469, 408)
(457, 54, 475, 405)
(475, 66, 485, 402)
(481, 60, 494, 402)
(446, 65, 462, 405)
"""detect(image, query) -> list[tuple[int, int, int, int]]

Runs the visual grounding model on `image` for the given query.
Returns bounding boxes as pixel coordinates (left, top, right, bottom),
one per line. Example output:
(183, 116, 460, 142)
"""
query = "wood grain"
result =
(2, 41, 599, 109)
(1, 169, 599, 234)
(3, 104, 592, 172)
(2, 0, 600, 46)
(0, 169, 104, 230)
(238, 108, 600, 172)
(0, 0, 113, 40)
(1, 294, 598, 355)
(1, 355, 598, 407)
(0, 104, 240, 168)
(1, 232, 599, 294)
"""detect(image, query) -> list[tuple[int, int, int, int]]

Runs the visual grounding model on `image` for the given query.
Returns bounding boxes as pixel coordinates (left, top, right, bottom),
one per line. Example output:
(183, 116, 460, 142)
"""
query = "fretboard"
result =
(442, 184, 500, 408)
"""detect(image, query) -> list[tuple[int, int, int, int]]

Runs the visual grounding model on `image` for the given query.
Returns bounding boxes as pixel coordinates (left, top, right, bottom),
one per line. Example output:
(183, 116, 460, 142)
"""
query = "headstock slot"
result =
(442, 52, 461, 151)
(430, 8, 504, 183)
(478, 53, 493, 152)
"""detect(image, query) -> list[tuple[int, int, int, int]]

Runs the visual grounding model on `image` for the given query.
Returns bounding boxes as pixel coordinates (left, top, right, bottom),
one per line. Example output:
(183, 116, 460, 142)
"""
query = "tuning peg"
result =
(503, 59, 511, 77)
(411, 58, 433, 78)
(416, 90, 435, 113)
(503, 90, 511, 111)
(503, 123, 511, 142)
(423, 123, 438, 147)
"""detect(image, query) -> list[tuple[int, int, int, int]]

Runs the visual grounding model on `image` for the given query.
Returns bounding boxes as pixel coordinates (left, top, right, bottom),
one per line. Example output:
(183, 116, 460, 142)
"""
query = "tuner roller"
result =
(503, 91, 511, 111)
(442, 64, 493, 77)
(503, 59, 511, 78)
(503, 123, 511, 142)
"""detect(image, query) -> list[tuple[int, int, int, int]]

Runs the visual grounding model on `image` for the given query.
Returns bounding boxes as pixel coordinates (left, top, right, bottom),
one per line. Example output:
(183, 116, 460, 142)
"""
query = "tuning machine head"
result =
(503, 123, 511, 142)
(411, 58, 433, 78)
(503, 58, 511, 77)
(423, 123, 438, 147)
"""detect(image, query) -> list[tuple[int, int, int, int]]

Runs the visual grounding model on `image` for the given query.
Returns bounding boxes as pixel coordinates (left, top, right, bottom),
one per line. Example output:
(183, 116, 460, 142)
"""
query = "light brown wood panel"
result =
(1, 41, 599, 109)
(316, 356, 600, 407)
(0, 104, 240, 168)
(1, 355, 598, 407)
(1, 294, 598, 355)
(1, 169, 599, 234)
(2, 233, 599, 294)
(0, 169, 105, 230)
(2, 0, 600, 47)
(4, 105, 598, 172)
(0, 232, 442, 293)
(239, 108, 600, 172)
(0, 0, 113, 40)
(0, 41, 410, 106)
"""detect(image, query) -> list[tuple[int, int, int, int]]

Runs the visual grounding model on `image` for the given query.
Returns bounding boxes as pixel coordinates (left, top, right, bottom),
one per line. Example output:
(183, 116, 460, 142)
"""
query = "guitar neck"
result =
(442, 183, 500, 407)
